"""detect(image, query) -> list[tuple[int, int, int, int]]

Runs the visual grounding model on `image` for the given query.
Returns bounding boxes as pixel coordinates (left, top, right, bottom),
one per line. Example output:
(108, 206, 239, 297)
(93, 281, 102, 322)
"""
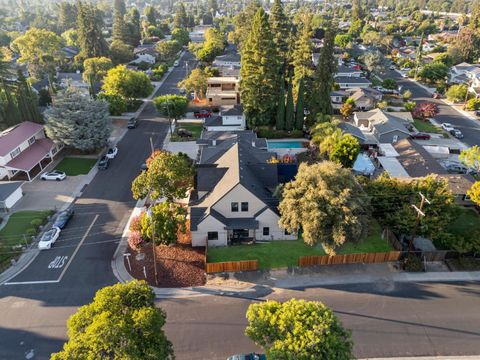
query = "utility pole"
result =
(410, 192, 430, 251)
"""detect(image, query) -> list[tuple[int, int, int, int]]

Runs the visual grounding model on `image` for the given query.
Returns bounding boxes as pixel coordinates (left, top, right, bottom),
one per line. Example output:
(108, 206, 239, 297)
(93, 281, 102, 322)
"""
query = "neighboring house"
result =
(213, 53, 241, 68)
(56, 72, 89, 92)
(0, 122, 62, 181)
(345, 87, 383, 111)
(330, 90, 348, 110)
(61, 46, 79, 62)
(206, 77, 240, 106)
(353, 109, 413, 143)
(217, 65, 240, 78)
(335, 76, 372, 89)
(204, 105, 245, 131)
(189, 131, 296, 247)
(335, 65, 363, 78)
(130, 53, 156, 65)
(0, 181, 23, 211)
(132, 46, 158, 65)
(337, 122, 369, 145)
(449, 62, 480, 94)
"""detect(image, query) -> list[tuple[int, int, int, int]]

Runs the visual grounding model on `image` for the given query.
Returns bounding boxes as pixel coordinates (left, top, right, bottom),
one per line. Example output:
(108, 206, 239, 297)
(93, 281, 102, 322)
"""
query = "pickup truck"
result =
(193, 110, 212, 118)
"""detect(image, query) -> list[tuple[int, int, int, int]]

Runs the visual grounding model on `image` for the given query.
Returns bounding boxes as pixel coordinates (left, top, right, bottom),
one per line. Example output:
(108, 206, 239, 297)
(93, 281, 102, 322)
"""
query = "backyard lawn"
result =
(55, 157, 97, 176)
(171, 122, 203, 142)
(0, 210, 52, 272)
(413, 119, 442, 134)
(447, 208, 480, 239)
(207, 221, 392, 269)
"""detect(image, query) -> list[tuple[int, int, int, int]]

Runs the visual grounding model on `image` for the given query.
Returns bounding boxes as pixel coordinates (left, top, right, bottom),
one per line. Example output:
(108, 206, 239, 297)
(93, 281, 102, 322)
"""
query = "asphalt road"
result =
(386, 69, 480, 147)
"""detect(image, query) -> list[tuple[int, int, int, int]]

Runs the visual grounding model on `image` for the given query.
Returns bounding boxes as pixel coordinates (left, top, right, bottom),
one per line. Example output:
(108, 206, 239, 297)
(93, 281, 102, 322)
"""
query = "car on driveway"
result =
(106, 147, 118, 159)
(450, 128, 464, 139)
(194, 110, 212, 118)
(410, 132, 431, 140)
(41, 170, 66, 181)
(38, 226, 61, 250)
(227, 354, 266, 360)
(53, 208, 74, 229)
(441, 123, 454, 131)
(127, 117, 138, 129)
(445, 163, 469, 174)
(98, 156, 110, 170)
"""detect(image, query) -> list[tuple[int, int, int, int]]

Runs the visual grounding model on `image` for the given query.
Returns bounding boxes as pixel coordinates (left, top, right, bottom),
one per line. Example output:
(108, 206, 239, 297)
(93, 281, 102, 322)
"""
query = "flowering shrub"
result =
(128, 231, 144, 250)
(412, 102, 439, 119)
(129, 214, 144, 233)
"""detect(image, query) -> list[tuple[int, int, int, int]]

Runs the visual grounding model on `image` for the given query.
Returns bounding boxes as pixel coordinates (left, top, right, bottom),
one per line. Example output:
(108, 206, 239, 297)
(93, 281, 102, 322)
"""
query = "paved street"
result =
(385, 69, 480, 147)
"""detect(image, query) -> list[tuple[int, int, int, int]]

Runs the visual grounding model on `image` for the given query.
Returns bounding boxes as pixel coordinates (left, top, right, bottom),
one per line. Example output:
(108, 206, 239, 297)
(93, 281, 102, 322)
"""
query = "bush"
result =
(128, 231, 144, 250)
(129, 214, 144, 233)
(466, 98, 480, 111)
(257, 127, 304, 139)
(97, 92, 127, 116)
(25, 228, 37, 237)
(403, 254, 423, 272)
(136, 61, 152, 71)
(446, 84, 468, 103)
(151, 63, 168, 81)
(30, 219, 43, 230)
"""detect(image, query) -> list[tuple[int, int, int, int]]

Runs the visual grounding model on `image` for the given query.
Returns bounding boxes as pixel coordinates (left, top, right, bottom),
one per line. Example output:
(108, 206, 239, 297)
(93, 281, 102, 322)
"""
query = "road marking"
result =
(48, 256, 68, 269)
(5, 279, 59, 285)
(56, 214, 98, 282)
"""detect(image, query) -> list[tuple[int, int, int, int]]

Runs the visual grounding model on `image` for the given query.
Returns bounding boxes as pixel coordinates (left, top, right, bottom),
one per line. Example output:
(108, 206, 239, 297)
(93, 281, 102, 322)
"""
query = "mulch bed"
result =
(125, 242, 206, 288)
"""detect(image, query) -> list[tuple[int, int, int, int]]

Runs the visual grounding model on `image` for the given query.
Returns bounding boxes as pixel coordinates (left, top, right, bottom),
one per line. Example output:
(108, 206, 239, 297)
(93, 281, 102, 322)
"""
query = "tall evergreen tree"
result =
(76, 1, 108, 59)
(58, 2, 78, 32)
(126, 8, 141, 47)
(240, 8, 281, 128)
(285, 80, 294, 131)
(352, 0, 363, 22)
(414, 33, 424, 78)
(276, 85, 285, 131)
(310, 25, 336, 118)
(291, 14, 314, 97)
(269, 0, 290, 71)
(144, 5, 157, 26)
(231, 0, 260, 51)
(173, 3, 189, 28)
(112, 0, 129, 43)
(1, 81, 21, 127)
(16, 70, 42, 123)
(295, 78, 305, 131)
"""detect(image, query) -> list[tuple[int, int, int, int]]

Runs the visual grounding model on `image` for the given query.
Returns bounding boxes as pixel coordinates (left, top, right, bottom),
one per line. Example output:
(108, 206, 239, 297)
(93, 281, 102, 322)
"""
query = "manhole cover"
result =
(135, 253, 145, 261)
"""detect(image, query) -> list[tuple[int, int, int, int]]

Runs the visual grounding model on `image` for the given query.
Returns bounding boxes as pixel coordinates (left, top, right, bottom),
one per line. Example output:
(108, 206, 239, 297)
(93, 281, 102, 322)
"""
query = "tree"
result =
(351, 0, 364, 22)
(417, 62, 449, 83)
(414, 32, 424, 77)
(12, 28, 62, 80)
(335, 34, 352, 48)
(97, 92, 127, 115)
(468, 181, 480, 206)
(109, 40, 134, 65)
(240, 8, 281, 128)
(446, 84, 468, 103)
(153, 95, 188, 122)
(453, 27, 480, 63)
(413, 102, 439, 119)
(361, 49, 387, 74)
(15, 70, 42, 123)
(279, 161, 369, 254)
(126, 7, 141, 47)
(466, 98, 480, 110)
(230, 0, 260, 50)
(245, 299, 353, 360)
(156, 40, 181, 62)
(173, 3, 188, 29)
(58, 2, 78, 32)
(276, 86, 286, 131)
(112, 0, 128, 43)
(44, 86, 110, 152)
(459, 146, 480, 174)
(290, 14, 314, 94)
(102, 65, 153, 101)
(285, 80, 294, 131)
(83, 57, 113, 84)
(141, 202, 187, 246)
(178, 68, 208, 98)
(269, 0, 291, 70)
(330, 134, 360, 168)
(171, 28, 190, 46)
(310, 25, 336, 117)
(382, 78, 398, 90)
(76, 2, 108, 59)
(131, 150, 194, 201)
(61, 29, 78, 47)
(144, 5, 157, 26)
(339, 100, 355, 120)
(51, 281, 174, 360)
(295, 78, 305, 131)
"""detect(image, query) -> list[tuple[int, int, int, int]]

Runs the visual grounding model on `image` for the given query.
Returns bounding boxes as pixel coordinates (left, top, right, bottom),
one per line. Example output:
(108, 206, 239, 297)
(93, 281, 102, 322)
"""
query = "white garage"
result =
(0, 181, 24, 211)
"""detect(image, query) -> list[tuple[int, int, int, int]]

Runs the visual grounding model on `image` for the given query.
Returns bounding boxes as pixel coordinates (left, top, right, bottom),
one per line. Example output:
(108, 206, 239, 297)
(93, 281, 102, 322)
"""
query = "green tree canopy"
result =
(245, 299, 353, 360)
(269, 0, 291, 68)
(76, 2, 108, 60)
(141, 202, 187, 246)
(131, 150, 194, 201)
(178, 68, 208, 98)
(279, 161, 369, 254)
(459, 146, 480, 173)
(330, 133, 360, 168)
(446, 84, 468, 103)
(102, 65, 153, 100)
(83, 57, 113, 84)
(51, 281, 174, 360)
(156, 40, 181, 62)
(467, 181, 480, 207)
(171, 28, 190, 46)
(417, 62, 449, 83)
(153, 94, 188, 120)
(109, 40, 134, 65)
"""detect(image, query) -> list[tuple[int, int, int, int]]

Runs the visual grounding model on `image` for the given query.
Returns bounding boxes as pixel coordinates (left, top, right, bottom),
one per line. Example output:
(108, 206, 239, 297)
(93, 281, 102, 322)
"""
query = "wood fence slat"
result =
(298, 251, 402, 267)
(205, 260, 259, 273)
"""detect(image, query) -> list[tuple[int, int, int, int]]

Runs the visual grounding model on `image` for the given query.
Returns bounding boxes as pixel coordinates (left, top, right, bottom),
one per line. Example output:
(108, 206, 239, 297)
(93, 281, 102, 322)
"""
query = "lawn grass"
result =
(0, 210, 52, 272)
(207, 221, 392, 269)
(447, 207, 480, 240)
(171, 122, 203, 142)
(413, 119, 442, 133)
(55, 157, 97, 176)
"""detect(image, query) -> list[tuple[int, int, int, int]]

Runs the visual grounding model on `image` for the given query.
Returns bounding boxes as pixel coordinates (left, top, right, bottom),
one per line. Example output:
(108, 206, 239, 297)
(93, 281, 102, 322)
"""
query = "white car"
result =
(173, 60, 180, 67)
(38, 226, 61, 250)
(441, 123, 454, 131)
(106, 147, 118, 159)
(41, 170, 66, 181)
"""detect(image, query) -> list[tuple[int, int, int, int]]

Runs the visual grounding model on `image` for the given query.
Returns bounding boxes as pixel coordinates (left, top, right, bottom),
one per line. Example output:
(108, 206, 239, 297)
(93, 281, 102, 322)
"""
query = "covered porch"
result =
(3, 138, 56, 181)
(225, 218, 259, 245)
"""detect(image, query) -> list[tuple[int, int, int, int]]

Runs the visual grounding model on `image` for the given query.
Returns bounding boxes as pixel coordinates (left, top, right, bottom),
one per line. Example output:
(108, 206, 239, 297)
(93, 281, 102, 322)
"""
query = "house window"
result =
(263, 227, 270, 236)
(28, 136, 35, 145)
(52, 146, 58, 156)
(231, 202, 239, 212)
(10, 147, 20, 159)
(207, 232, 218, 241)
(241, 202, 249, 212)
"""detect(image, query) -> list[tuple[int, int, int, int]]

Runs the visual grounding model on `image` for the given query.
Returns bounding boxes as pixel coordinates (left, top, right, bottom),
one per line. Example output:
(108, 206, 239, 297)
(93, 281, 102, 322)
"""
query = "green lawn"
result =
(0, 210, 52, 272)
(171, 122, 203, 142)
(447, 208, 480, 240)
(207, 222, 392, 269)
(55, 157, 97, 176)
(413, 119, 442, 134)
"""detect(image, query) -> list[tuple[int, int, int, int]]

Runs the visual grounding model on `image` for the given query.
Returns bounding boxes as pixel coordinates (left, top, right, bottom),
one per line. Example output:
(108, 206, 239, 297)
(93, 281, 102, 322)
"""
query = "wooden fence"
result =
(205, 260, 259, 273)
(298, 251, 401, 267)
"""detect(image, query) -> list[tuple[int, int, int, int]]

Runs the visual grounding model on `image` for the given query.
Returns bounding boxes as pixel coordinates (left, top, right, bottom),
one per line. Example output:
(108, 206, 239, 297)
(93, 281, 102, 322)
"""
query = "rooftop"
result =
(0, 122, 44, 157)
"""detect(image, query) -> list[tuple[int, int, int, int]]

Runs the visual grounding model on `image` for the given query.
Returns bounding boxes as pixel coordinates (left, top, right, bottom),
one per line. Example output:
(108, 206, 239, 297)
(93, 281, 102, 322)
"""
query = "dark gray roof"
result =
(338, 122, 366, 143)
(393, 139, 447, 177)
(57, 72, 83, 82)
(32, 77, 49, 92)
(337, 64, 362, 74)
(214, 53, 241, 63)
(221, 104, 243, 116)
(372, 115, 410, 135)
(334, 76, 372, 84)
(0, 181, 23, 201)
(204, 115, 223, 127)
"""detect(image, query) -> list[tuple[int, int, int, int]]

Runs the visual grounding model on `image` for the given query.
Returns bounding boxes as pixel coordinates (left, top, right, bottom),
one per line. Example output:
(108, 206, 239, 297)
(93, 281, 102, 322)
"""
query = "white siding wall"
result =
(255, 208, 296, 241)
(4, 186, 22, 209)
(222, 115, 245, 127)
(206, 125, 244, 132)
(213, 184, 266, 218)
(191, 215, 227, 247)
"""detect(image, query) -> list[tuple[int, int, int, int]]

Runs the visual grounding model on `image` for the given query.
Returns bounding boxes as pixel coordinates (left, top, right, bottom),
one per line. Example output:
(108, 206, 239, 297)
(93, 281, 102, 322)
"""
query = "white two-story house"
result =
(449, 62, 480, 97)
(190, 131, 296, 247)
(0, 122, 62, 181)
(204, 105, 246, 131)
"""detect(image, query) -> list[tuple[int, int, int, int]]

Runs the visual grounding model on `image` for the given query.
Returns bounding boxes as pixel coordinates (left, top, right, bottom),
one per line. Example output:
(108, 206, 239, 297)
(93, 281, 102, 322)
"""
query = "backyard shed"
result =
(0, 181, 23, 211)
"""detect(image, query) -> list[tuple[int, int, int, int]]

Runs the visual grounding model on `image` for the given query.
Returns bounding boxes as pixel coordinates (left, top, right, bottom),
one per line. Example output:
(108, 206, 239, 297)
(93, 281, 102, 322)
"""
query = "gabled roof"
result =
(0, 181, 23, 201)
(338, 122, 366, 143)
(336, 64, 363, 74)
(393, 138, 447, 177)
(221, 104, 243, 116)
(334, 76, 372, 84)
(0, 122, 44, 157)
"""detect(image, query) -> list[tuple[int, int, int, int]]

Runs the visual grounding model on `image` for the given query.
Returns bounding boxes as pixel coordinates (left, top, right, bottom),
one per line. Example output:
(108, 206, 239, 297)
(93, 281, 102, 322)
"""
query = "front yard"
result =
(55, 157, 97, 176)
(413, 119, 442, 134)
(447, 208, 480, 240)
(0, 210, 53, 272)
(171, 122, 203, 142)
(207, 221, 392, 269)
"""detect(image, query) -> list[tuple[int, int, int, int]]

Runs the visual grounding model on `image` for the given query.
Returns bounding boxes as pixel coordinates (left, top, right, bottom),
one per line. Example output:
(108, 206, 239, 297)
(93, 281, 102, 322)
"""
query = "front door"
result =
(232, 229, 249, 242)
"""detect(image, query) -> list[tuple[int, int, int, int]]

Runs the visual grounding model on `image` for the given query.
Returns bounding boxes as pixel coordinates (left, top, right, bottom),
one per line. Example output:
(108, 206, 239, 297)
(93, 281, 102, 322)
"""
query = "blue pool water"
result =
(267, 140, 304, 149)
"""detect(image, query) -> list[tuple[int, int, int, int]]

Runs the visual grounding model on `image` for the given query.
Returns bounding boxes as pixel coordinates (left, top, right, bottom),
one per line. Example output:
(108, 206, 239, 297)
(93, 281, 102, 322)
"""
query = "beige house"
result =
(189, 131, 296, 247)
(206, 77, 240, 107)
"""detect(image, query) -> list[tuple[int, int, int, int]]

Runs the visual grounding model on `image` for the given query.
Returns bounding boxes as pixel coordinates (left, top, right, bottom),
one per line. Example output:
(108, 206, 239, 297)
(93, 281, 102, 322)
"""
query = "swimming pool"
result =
(267, 140, 305, 149)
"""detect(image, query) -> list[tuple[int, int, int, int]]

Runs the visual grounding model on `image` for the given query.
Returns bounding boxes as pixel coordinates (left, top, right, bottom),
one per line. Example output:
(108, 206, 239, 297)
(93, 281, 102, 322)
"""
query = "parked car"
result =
(475, 110, 480, 117)
(106, 147, 118, 159)
(173, 60, 180, 67)
(177, 128, 193, 137)
(127, 117, 138, 129)
(432, 92, 441, 99)
(53, 208, 74, 229)
(194, 110, 212, 118)
(445, 163, 469, 174)
(227, 354, 266, 360)
(401, 72, 408, 78)
(38, 226, 61, 250)
(441, 123, 454, 131)
(41, 170, 66, 181)
(410, 132, 431, 140)
(389, 64, 396, 70)
(450, 128, 464, 139)
(98, 156, 110, 170)
(179, 88, 186, 95)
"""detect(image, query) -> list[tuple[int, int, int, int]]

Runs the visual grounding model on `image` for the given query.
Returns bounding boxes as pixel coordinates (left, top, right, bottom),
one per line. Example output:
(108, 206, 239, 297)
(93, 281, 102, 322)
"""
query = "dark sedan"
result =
(410, 132, 431, 140)
(98, 156, 110, 170)
(53, 208, 74, 229)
